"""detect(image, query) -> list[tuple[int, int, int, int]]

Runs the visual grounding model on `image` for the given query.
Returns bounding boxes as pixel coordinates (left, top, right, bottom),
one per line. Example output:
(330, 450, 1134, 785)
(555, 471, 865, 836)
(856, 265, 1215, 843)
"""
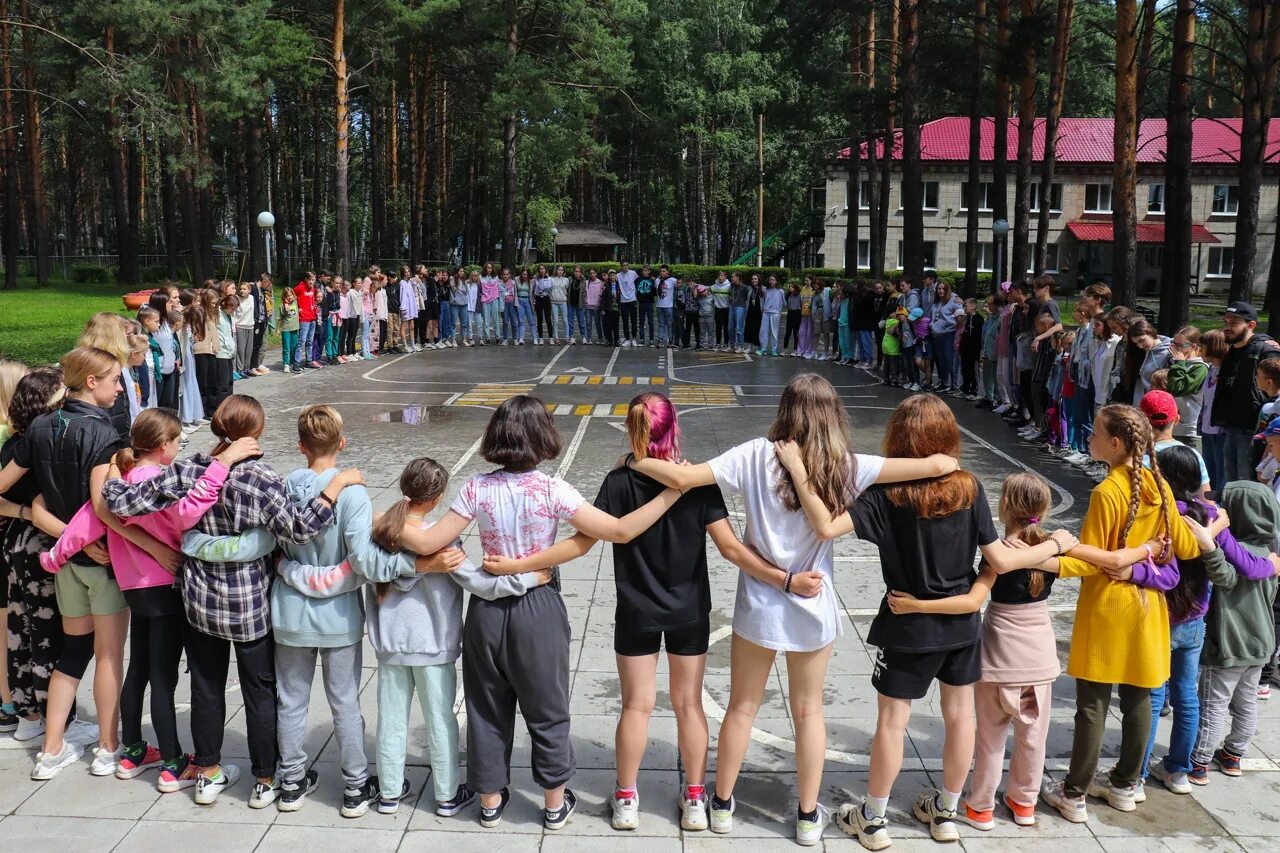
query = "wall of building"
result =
(820, 164, 1278, 296)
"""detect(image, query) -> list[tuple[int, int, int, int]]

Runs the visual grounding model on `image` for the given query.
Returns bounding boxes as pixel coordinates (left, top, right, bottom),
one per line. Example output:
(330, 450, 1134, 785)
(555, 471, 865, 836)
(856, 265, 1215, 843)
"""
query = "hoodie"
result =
(1202, 481, 1280, 668)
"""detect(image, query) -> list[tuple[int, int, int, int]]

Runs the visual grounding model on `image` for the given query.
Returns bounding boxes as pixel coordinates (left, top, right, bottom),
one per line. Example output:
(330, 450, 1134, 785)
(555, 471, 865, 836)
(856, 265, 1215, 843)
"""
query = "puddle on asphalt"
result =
(370, 405, 454, 425)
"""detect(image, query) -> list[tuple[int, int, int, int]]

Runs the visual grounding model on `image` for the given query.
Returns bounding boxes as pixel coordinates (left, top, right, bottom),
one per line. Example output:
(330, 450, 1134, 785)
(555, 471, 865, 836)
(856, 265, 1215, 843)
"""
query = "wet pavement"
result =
(2, 342, 1275, 852)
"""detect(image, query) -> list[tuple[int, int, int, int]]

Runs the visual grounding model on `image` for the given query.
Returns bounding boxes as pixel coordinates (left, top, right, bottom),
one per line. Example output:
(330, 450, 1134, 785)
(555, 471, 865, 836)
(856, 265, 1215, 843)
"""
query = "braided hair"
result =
(1097, 403, 1174, 563)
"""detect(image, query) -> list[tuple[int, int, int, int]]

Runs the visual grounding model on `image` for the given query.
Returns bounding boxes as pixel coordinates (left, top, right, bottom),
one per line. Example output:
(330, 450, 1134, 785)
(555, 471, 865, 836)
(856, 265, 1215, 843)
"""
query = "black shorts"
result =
(614, 618, 711, 657)
(871, 643, 981, 700)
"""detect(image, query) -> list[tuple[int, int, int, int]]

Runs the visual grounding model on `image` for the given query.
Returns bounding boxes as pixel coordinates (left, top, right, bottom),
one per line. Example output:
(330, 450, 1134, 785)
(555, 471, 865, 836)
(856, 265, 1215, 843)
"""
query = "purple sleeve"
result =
(1217, 529, 1276, 581)
(1129, 558, 1182, 592)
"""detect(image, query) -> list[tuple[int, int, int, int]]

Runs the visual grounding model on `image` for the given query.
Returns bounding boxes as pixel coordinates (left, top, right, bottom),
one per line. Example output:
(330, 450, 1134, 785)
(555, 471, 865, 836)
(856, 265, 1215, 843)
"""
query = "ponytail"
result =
(116, 408, 182, 477)
(373, 457, 449, 603)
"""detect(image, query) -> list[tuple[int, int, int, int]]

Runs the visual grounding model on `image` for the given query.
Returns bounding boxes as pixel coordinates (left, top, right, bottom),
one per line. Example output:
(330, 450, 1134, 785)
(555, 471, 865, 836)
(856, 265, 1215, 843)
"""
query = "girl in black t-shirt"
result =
(485, 392, 817, 835)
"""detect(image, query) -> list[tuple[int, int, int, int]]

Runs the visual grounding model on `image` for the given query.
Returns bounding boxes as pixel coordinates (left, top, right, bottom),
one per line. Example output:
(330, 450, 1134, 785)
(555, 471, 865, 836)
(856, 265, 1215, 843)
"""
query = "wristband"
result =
(317, 491, 336, 507)
(1054, 538, 1065, 556)
(783, 571, 794, 594)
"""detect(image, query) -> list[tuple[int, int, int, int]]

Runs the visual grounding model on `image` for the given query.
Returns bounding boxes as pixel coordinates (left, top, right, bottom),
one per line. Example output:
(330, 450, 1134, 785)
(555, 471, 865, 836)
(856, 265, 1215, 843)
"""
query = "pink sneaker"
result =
(116, 743, 163, 779)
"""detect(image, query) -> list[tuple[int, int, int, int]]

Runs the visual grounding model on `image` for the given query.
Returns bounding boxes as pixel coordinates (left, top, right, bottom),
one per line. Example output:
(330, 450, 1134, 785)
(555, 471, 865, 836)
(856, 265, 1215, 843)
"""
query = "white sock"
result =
(863, 794, 889, 818)
(937, 788, 962, 812)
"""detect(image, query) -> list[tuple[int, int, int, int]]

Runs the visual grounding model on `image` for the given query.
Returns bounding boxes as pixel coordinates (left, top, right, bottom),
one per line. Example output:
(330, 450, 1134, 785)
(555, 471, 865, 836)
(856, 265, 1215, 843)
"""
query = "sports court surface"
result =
(1, 343, 1274, 852)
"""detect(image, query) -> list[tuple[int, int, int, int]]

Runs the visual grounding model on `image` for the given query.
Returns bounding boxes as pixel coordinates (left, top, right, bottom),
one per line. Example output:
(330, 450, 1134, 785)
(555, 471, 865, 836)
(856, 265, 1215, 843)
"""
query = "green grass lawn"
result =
(0, 280, 136, 365)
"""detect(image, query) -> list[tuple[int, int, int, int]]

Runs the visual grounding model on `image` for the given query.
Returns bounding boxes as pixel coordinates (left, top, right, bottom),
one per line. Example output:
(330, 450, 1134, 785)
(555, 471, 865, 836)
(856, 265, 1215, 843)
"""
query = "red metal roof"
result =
(1066, 220, 1221, 244)
(837, 117, 1280, 165)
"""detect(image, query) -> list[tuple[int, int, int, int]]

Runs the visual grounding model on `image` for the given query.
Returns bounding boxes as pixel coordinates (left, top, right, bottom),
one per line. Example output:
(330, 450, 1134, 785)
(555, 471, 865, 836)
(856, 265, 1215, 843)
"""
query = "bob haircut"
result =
(480, 395, 562, 471)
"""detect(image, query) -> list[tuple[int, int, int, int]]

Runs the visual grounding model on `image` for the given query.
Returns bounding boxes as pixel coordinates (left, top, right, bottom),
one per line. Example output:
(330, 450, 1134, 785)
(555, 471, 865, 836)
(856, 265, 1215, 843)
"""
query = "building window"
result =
(856, 239, 870, 269)
(1142, 246, 1163, 268)
(1212, 184, 1239, 215)
(1147, 184, 1165, 214)
(896, 240, 938, 269)
(958, 242, 993, 272)
(898, 181, 940, 211)
(1026, 244, 1061, 273)
(1084, 183, 1113, 213)
(857, 180, 872, 210)
(1029, 183, 1063, 213)
(1207, 246, 1234, 278)
(960, 181, 992, 212)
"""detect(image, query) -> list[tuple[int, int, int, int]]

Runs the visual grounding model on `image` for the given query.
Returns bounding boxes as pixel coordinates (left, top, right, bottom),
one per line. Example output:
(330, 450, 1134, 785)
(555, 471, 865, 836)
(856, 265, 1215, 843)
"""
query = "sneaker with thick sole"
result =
(680, 791, 709, 831)
(156, 755, 199, 793)
(1189, 763, 1210, 785)
(1003, 792, 1036, 826)
(960, 802, 994, 830)
(479, 788, 511, 827)
(249, 775, 281, 809)
(1086, 772, 1136, 812)
(31, 740, 83, 780)
(377, 779, 412, 815)
(341, 776, 380, 818)
(544, 788, 577, 830)
(436, 784, 477, 817)
(13, 715, 45, 742)
(1259, 683, 1271, 700)
(90, 745, 122, 776)
(709, 795, 735, 834)
(611, 791, 639, 830)
(1041, 780, 1088, 823)
(277, 770, 319, 812)
(914, 791, 960, 842)
(796, 803, 830, 847)
(0, 707, 17, 733)
(1213, 748, 1243, 777)
(1148, 758, 1192, 794)
(194, 764, 242, 805)
(115, 743, 162, 779)
(1133, 779, 1146, 803)
(835, 802, 890, 851)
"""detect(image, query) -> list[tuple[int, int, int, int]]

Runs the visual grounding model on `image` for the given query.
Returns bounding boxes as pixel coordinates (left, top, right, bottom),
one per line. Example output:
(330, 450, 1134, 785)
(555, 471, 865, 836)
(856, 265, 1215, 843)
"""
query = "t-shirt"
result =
(852, 479, 999, 652)
(708, 438, 884, 652)
(617, 269, 638, 302)
(451, 469, 584, 562)
(636, 277, 655, 302)
(294, 283, 317, 322)
(1146, 438, 1210, 489)
(990, 563, 1056, 604)
(656, 277, 676, 309)
(593, 460, 728, 632)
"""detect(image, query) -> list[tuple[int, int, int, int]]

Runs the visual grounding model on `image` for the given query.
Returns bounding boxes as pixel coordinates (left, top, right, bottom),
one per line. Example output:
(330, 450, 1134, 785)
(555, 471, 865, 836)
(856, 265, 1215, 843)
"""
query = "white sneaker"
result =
(195, 764, 242, 805)
(906, 383, 921, 392)
(1087, 771, 1137, 812)
(796, 803, 830, 847)
(611, 791, 639, 830)
(90, 745, 122, 776)
(709, 795, 734, 834)
(992, 403, 1011, 414)
(31, 740, 83, 780)
(14, 715, 45, 742)
(680, 791, 709, 831)
(535, 337, 542, 345)
(913, 791, 960, 843)
(835, 802, 890, 851)
(250, 775, 282, 809)
(1149, 757, 1192, 794)
(1042, 779, 1088, 823)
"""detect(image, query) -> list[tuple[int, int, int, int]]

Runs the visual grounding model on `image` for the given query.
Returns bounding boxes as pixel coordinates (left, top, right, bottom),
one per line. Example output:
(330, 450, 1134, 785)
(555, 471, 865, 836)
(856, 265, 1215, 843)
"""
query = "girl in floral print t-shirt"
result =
(397, 395, 681, 830)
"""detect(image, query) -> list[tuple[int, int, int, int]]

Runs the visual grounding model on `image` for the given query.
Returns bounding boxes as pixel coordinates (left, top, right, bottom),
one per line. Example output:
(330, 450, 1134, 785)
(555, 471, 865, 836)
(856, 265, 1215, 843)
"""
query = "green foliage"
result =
(71, 264, 115, 284)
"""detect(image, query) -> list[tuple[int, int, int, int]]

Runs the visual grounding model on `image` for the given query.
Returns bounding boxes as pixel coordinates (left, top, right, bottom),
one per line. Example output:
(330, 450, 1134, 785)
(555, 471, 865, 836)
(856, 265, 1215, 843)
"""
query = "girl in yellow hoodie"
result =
(1042, 404, 1201, 824)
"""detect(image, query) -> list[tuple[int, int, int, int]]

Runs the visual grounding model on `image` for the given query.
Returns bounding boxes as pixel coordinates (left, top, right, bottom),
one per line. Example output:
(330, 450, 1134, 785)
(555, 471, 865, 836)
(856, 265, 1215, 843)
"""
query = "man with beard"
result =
(1210, 302, 1280, 482)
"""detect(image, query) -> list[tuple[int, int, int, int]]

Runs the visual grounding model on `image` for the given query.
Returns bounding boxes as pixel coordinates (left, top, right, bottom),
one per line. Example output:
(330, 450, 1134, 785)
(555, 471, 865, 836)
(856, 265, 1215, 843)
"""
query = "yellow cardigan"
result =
(1057, 465, 1199, 688)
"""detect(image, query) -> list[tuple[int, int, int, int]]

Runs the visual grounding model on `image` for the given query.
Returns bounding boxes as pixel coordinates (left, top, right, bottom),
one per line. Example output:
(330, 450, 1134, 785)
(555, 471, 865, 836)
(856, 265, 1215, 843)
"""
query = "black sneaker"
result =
(479, 787, 511, 828)
(544, 788, 577, 830)
(277, 769, 319, 812)
(436, 784, 477, 817)
(377, 779, 412, 815)
(341, 775, 380, 818)
(0, 706, 18, 733)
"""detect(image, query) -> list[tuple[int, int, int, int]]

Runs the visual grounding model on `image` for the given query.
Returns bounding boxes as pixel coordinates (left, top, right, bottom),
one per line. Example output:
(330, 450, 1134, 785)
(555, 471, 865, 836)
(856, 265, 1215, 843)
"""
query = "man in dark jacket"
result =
(1211, 302, 1280, 482)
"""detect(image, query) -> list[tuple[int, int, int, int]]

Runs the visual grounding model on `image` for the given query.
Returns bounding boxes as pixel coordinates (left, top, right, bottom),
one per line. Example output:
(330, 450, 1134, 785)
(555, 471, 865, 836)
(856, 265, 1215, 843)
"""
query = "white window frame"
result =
(958, 241, 993, 272)
(959, 181, 993, 213)
(896, 240, 938, 270)
(1029, 182, 1063, 213)
(1212, 184, 1239, 215)
(1084, 183, 1113, 213)
(1026, 243, 1061, 274)
(1147, 183, 1165, 215)
(856, 239, 871, 269)
(1207, 246, 1234, 278)
(897, 181, 940, 211)
(857, 180, 872, 210)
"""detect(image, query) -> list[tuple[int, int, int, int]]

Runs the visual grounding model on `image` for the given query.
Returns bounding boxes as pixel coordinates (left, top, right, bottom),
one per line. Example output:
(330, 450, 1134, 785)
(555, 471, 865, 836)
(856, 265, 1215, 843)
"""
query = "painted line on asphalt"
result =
(556, 416, 593, 480)
(604, 347, 621, 377)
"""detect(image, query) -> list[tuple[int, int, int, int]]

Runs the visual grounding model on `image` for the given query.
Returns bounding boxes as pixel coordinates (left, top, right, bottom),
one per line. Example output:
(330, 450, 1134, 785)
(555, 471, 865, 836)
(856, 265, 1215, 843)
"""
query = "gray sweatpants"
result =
(235, 326, 254, 373)
(462, 583, 573, 793)
(275, 642, 369, 789)
(1191, 663, 1262, 765)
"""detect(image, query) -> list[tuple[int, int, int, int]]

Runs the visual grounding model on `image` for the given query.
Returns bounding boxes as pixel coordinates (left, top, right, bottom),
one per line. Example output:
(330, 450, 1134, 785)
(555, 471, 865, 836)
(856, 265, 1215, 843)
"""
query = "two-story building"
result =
(819, 117, 1280, 295)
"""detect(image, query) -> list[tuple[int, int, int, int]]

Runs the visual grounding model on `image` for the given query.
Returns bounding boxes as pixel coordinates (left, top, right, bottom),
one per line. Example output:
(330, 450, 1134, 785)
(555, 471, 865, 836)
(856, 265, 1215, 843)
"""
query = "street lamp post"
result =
(256, 211, 275, 276)
(992, 218, 1010, 288)
(56, 232, 66, 281)
(550, 227, 558, 265)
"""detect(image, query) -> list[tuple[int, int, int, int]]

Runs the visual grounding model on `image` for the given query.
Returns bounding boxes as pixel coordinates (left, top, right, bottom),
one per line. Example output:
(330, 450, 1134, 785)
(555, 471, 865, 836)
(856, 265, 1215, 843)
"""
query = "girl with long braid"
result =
(1042, 404, 1203, 824)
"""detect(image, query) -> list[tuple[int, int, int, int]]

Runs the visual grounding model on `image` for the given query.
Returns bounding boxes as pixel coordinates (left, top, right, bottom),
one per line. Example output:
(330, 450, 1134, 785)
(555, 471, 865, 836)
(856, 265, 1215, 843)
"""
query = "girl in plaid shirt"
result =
(103, 395, 363, 808)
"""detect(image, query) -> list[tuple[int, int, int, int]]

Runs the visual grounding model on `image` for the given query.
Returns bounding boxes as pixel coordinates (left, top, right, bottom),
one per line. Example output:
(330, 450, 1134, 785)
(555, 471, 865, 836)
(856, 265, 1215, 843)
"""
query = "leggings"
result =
(186, 627, 278, 779)
(157, 371, 179, 411)
(715, 307, 730, 346)
(281, 330, 297, 367)
(620, 301, 637, 340)
(340, 317, 359, 355)
(682, 312, 701, 348)
(783, 309, 802, 350)
(4, 522, 61, 719)
(1064, 679, 1151, 794)
(213, 358, 234, 412)
(195, 353, 217, 415)
(120, 607, 187, 760)
(535, 296, 553, 338)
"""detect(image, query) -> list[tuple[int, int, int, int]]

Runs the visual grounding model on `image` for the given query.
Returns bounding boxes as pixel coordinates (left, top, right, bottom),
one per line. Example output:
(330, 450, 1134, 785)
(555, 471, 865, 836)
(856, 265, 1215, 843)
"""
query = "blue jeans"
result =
(517, 297, 535, 341)
(584, 308, 599, 342)
(1072, 384, 1096, 453)
(573, 306, 588, 339)
(658, 307, 674, 345)
(1222, 428, 1255, 484)
(1203, 431, 1226, 494)
(730, 306, 746, 346)
(1145, 618, 1205, 775)
(449, 304, 469, 340)
(360, 317, 372, 354)
(295, 321, 315, 365)
(857, 330, 875, 362)
(637, 303, 655, 343)
(502, 302, 519, 340)
(552, 302, 571, 340)
(932, 331, 957, 387)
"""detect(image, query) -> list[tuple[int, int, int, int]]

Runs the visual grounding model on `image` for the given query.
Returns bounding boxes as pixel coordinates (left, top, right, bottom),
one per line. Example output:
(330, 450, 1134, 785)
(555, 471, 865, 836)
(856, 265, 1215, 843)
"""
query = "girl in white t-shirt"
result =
(397, 395, 681, 832)
(631, 373, 959, 844)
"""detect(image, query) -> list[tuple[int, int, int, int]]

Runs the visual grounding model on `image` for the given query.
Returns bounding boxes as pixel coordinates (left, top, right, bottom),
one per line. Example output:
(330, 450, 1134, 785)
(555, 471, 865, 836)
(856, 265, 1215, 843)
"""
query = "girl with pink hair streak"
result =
(484, 392, 817, 834)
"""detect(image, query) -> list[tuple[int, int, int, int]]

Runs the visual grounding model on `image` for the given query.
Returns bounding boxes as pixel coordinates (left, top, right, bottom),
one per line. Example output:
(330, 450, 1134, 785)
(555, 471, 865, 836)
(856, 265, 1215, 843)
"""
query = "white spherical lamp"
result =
(256, 211, 275, 229)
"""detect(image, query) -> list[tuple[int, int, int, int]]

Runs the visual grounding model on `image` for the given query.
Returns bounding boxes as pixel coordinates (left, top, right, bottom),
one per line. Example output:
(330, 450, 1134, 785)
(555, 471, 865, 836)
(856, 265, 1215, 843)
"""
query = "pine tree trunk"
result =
(124, 139, 141, 286)
(877, 0, 899, 278)
(333, 0, 351, 278)
(1229, 3, 1279, 303)
(159, 140, 179, 280)
(1135, 0, 1158, 110)
(845, 15, 862, 277)
(1113, 0, 1139, 307)
(964, 0, 986, 297)
(1159, 0, 1195, 333)
(500, 0, 519, 270)
(1266, 186, 1280, 336)
(1035, 0, 1073, 277)
(20, 0, 47, 285)
(0, 0, 17, 290)
(900, 0, 923, 283)
(1011, 0, 1037, 280)
(864, 5, 878, 278)
(992, 0, 1011, 286)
